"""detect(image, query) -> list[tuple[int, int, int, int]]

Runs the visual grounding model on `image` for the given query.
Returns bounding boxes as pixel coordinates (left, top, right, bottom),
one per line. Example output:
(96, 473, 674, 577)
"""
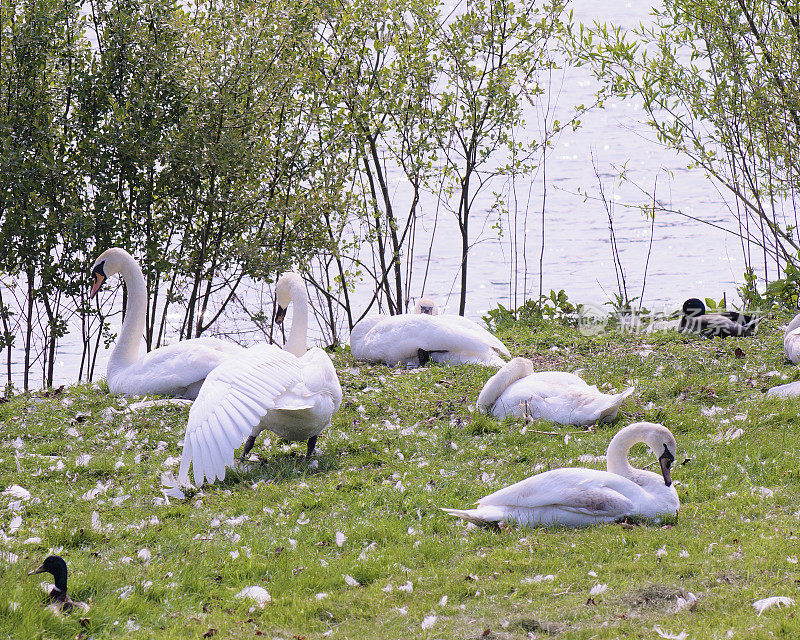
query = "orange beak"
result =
(90, 272, 105, 299)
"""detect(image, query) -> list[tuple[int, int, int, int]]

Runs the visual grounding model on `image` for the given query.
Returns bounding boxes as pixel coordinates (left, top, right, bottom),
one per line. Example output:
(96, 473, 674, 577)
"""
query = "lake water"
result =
(14, 0, 758, 388)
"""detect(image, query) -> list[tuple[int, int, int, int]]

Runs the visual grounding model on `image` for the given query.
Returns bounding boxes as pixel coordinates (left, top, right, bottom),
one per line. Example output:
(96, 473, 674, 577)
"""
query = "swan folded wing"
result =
(436, 314, 510, 356)
(178, 344, 308, 486)
(298, 348, 344, 408)
(125, 340, 244, 397)
(477, 468, 638, 517)
(360, 315, 508, 364)
(526, 371, 593, 387)
(766, 380, 800, 398)
(188, 336, 248, 357)
(494, 377, 589, 419)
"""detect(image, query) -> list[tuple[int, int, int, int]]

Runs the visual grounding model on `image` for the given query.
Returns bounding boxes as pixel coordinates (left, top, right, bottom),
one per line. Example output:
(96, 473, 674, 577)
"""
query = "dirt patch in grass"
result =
(512, 617, 564, 636)
(625, 583, 683, 611)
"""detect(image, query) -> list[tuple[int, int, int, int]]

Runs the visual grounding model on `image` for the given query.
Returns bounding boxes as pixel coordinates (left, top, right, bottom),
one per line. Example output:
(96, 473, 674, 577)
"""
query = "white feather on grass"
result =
(653, 627, 687, 640)
(235, 586, 271, 607)
(753, 596, 795, 616)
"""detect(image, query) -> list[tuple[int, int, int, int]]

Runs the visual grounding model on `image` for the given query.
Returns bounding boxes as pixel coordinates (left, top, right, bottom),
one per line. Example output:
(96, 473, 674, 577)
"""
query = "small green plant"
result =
(739, 266, 800, 310)
(483, 290, 576, 332)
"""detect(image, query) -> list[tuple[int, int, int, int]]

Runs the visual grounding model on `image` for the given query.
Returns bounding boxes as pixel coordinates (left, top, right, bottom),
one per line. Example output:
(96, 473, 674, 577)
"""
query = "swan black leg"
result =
(239, 435, 257, 462)
(306, 435, 318, 459)
(417, 348, 431, 366)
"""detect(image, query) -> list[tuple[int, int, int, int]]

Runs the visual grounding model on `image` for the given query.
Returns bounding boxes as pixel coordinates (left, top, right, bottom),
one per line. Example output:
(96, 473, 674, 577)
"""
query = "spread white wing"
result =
(177, 343, 310, 487)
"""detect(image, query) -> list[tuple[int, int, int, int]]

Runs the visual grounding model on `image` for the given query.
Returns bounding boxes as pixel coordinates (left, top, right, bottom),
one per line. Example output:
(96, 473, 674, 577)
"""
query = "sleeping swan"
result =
(90, 248, 244, 399)
(477, 357, 634, 425)
(176, 272, 343, 487)
(443, 422, 679, 528)
(350, 299, 510, 367)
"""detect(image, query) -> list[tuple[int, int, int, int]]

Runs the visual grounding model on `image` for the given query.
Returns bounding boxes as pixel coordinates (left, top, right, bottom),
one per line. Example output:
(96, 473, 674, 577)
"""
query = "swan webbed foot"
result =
(305, 435, 318, 459)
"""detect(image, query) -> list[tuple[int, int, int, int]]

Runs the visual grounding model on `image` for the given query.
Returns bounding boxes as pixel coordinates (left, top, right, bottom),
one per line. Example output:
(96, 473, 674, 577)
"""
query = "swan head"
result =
(414, 298, 439, 315)
(609, 422, 677, 486)
(29, 555, 69, 592)
(90, 247, 132, 299)
(274, 272, 305, 324)
(682, 298, 706, 317)
(640, 422, 677, 486)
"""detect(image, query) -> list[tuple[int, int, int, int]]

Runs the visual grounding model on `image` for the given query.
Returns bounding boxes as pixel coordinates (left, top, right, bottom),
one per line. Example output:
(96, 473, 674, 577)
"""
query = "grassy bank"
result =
(2, 313, 800, 639)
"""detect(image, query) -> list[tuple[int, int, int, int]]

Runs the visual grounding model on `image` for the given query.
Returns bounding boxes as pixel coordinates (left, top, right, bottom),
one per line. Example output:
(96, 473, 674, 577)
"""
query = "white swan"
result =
(177, 272, 343, 487)
(90, 248, 245, 399)
(350, 299, 510, 367)
(443, 421, 679, 528)
(765, 313, 800, 397)
(784, 312, 800, 365)
(477, 357, 634, 425)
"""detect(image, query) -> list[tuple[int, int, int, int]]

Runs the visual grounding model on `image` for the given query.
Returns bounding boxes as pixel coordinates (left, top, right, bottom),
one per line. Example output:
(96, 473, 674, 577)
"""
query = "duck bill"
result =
(274, 305, 287, 325)
(28, 565, 45, 576)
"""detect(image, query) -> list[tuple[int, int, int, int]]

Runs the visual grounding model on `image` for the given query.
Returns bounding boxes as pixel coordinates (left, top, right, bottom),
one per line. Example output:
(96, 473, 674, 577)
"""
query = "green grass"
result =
(3, 313, 800, 639)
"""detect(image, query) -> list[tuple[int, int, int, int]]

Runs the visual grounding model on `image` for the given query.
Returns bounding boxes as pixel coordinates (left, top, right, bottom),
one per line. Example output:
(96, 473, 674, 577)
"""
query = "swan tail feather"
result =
(442, 506, 505, 527)
(596, 387, 635, 423)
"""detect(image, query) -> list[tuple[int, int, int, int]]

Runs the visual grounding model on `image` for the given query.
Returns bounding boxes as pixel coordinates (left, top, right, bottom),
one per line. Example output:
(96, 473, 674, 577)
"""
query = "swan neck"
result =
(109, 255, 147, 376)
(285, 282, 308, 357)
(605, 426, 642, 478)
(477, 358, 532, 410)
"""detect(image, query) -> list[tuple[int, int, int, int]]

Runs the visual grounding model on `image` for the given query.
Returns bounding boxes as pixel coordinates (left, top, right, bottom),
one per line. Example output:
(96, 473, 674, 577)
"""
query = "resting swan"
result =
(443, 422, 679, 528)
(350, 299, 510, 367)
(177, 272, 343, 487)
(90, 248, 244, 398)
(477, 357, 634, 425)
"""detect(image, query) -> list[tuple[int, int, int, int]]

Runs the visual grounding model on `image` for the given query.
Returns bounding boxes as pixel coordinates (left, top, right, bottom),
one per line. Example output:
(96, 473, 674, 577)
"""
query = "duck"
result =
(443, 421, 679, 528)
(679, 298, 759, 338)
(477, 357, 634, 425)
(349, 299, 510, 367)
(90, 248, 245, 399)
(28, 555, 89, 614)
(782, 311, 800, 364)
(176, 272, 343, 487)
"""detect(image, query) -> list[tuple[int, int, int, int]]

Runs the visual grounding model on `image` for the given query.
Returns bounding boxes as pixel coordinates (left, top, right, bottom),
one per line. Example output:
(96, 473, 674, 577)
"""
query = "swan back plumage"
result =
(478, 358, 633, 425)
(350, 310, 509, 367)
